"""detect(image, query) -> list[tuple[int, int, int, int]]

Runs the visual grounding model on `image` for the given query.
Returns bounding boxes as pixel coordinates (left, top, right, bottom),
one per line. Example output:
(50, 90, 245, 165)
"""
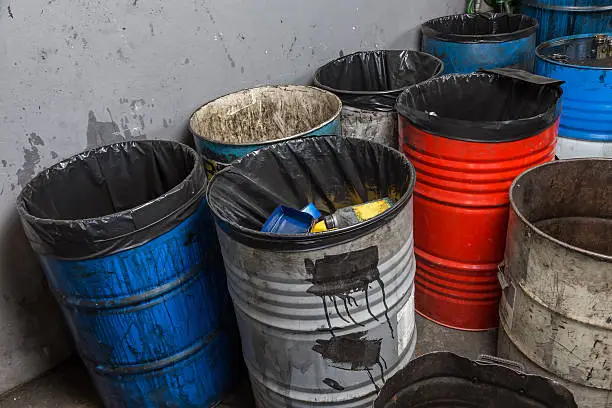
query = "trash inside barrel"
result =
(421, 13, 538, 73)
(17, 141, 241, 407)
(397, 69, 563, 331)
(535, 33, 612, 159)
(207, 136, 418, 407)
(314, 50, 443, 149)
(189, 85, 342, 178)
(373, 352, 577, 407)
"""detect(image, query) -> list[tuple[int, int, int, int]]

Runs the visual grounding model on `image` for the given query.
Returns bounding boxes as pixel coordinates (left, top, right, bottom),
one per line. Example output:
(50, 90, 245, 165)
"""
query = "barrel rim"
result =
(396, 71, 563, 143)
(510, 158, 612, 262)
(188, 84, 342, 148)
(16, 139, 206, 259)
(312, 50, 444, 96)
(373, 352, 577, 408)
(536, 32, 612, 71)
(522, 0, 612, 12)
(421, 13, 539, 44)
(206, 136, 416, 251)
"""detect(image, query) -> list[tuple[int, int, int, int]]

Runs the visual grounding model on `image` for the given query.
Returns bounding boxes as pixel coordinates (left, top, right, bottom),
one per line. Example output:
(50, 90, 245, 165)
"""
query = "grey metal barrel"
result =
(313, 50, 443, 149)
(498, 159, 612, 408)
(207, 136, 417, 408)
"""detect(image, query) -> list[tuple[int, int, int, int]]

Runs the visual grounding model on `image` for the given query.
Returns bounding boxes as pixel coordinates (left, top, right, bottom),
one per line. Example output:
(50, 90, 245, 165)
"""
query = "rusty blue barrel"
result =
(535, 33, 612, 158)
(189, 85, 342, 179)
(421, 13, 538, 74)
(17, 141, 240, 407)
(521, 0, 612, 44)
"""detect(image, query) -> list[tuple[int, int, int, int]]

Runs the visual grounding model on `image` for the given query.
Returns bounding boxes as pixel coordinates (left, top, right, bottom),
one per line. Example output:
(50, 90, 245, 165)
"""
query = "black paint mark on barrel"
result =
(323, 378, 344, 391)
(313, 332, 385, 391)
(305, 246, 394, 338)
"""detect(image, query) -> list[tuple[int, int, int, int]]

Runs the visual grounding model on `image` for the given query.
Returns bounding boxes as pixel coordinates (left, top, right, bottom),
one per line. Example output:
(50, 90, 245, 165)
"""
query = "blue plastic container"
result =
(521, 0, 612, 44)
(422, 13, 538, 74)
(190, 85, 342, 179)
(261, 205, 315, 234)
(17, 141, 240, 407)
(535, 33, 612, 158)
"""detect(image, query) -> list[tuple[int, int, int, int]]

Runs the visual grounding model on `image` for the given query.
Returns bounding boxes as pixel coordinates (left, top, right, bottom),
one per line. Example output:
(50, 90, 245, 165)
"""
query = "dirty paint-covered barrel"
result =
(189, 85, 341, 178)
(421, 13, 538, 74)
(313, 50, 443, 149)
(498, 159, 612, 408)
(397, 70, 563, 331)
(521, 0, 612, 44)
(17, 141, 240, 407)
(374, 352, 578, 408)
(535, 33, 612, 159)
(207, 136, 417, 408)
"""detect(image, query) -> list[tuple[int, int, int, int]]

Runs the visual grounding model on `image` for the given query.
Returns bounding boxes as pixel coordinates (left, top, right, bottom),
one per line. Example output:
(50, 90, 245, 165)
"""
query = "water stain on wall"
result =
(16, 133, 44, 187)
(86, 110, 122, 147)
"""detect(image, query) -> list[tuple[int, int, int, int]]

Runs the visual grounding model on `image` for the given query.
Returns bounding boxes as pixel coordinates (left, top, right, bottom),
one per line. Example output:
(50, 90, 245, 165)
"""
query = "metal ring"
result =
(522, 1, 612, 12)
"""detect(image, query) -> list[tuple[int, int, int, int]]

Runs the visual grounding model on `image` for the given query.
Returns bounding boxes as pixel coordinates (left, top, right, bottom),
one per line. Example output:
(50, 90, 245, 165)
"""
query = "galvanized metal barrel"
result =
(397, 70, 562, 332)
(421, 13, 538, 74)
(313, 50, 443, 149)
(498, 159, 612, 408)
(535, 33, 612, 159)
(207, 136, 417, 408)
(189, 85, 342, 178)
(374, 352, 577, 407)
(521, 0, 612, 44)
(17, 141, 240, 407)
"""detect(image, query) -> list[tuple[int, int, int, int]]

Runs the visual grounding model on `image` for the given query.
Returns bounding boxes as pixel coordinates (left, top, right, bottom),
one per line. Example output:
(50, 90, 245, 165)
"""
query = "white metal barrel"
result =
(207, 136, 417, 408)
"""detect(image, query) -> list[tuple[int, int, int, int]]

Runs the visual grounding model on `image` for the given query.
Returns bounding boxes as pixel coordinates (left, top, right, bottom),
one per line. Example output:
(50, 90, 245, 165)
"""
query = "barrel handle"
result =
(477, 354, 525, 373)
(521, 1, 612, 12)
(497, 261, 510, 290)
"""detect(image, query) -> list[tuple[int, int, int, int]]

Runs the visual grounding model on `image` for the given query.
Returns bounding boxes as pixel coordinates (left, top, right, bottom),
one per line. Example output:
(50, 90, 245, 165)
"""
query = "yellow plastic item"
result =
(311, 220, 331, 233)
(352, 198, 393, 222)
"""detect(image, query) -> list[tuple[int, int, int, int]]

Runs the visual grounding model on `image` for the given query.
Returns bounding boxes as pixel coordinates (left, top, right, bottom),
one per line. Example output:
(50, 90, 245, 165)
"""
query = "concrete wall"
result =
(0, 0, 465, 393)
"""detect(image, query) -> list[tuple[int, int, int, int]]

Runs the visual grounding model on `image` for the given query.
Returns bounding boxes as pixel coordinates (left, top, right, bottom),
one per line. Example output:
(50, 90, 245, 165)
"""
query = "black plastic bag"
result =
(313, 50, 443, 112)
(374, 353, 577, 408)
(17, 140, 207, 259)
(422, 13, 538, 43)
(396, 69, 563, 142)
(207, 136, 415, 249)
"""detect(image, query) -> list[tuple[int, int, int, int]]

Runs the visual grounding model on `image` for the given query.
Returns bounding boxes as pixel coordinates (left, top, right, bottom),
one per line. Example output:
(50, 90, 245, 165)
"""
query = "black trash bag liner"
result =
(396, 69, 563, 142)
(374, 352, 577, 408)
(313, 50, 444, 112)
(17, 140, 207, 259)
(422, 13, 538, 43)
(207, 136, 415, 250)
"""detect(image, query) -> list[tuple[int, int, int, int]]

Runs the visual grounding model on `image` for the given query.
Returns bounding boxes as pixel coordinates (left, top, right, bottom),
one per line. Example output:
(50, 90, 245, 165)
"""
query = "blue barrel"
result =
(421, 13, 538, 74)
(521, 0, 612, 44)
(189, 85, 342, 179)
(17, 141, 241, 407)
(535, 33, 612, 158)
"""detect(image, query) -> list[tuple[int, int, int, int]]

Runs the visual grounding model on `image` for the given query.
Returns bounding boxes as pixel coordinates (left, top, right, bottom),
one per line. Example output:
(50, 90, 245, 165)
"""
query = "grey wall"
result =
(0, 0, 465, 393)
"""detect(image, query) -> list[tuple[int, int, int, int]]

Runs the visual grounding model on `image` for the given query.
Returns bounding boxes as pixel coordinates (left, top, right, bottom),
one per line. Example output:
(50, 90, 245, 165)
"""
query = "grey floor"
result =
(0, 356, 255, 408)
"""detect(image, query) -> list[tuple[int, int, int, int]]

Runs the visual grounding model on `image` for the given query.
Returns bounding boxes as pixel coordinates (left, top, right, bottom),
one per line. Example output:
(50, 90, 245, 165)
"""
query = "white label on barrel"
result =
(397, 290, 415, 356)
(500, 282, 516, 331)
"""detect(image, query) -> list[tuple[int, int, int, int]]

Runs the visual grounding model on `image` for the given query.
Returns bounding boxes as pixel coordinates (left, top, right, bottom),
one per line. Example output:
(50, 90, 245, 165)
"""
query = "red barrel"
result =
(396, 70, 563, 330)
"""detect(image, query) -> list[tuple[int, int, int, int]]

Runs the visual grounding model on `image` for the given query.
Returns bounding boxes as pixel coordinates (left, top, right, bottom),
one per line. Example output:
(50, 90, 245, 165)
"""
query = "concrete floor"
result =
(0, 356, 255, 408)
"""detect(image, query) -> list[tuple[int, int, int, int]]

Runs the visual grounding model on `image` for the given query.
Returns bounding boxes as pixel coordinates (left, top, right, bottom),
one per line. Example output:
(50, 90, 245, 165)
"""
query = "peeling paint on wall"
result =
(16, 133, 44, 187)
